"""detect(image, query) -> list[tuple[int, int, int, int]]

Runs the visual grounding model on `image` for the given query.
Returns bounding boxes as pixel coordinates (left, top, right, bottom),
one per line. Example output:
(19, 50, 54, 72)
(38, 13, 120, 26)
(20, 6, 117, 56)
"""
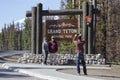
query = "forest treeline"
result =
(0, 18, 31, 50)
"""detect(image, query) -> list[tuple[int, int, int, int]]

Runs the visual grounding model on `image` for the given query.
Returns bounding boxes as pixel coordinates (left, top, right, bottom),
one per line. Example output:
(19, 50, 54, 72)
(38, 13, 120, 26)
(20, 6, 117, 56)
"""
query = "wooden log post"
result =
(92, 0, 97, 54)
(26, 9, 83, 16)
(36, 3, 42, 54)
(88, 5, 93, 55)
(82, 1, 89, 54)
(31, 7, 37, 54)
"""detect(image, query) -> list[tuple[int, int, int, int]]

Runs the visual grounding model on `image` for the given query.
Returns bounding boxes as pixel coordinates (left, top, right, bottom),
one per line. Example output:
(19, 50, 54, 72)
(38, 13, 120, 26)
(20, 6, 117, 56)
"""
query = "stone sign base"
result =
(18, 53, 105, 65)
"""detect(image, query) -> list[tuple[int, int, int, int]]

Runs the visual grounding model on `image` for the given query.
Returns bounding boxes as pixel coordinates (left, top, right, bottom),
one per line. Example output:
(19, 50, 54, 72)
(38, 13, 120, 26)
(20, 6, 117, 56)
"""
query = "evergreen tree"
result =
(22, 18, 31, 50)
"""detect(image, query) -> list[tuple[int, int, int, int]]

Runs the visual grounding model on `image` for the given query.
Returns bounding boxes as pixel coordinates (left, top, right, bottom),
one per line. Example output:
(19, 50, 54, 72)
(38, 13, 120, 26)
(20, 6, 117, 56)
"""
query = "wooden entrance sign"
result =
(46, 19, 78, 41)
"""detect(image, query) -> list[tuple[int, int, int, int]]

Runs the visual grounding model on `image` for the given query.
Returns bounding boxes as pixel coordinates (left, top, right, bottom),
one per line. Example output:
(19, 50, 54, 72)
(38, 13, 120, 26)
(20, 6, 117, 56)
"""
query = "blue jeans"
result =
(42, 51, 48, 64)
(76, 53, 87, 74)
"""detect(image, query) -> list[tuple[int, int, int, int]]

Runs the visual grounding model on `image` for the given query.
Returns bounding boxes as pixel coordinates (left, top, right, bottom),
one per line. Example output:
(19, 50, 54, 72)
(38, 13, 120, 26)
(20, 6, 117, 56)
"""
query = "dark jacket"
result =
(49, 41, 58, 53)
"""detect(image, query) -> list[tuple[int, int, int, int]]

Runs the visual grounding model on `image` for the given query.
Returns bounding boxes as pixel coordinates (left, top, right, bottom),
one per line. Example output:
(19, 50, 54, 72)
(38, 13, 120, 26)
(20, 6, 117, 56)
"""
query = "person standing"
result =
(42, 37, 49, 65)
(73, 34, 87, 75)
(48, 36, 58, 65)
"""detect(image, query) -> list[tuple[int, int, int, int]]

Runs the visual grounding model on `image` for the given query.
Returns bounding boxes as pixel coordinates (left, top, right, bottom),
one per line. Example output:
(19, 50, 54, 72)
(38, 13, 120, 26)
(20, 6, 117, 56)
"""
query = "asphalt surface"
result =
(0, 51, 120, 80)
(2, 63, 111, 80)
(0, 63, 46, 80)
(0, 51, 45, 80)
(0, 50, 29, 57)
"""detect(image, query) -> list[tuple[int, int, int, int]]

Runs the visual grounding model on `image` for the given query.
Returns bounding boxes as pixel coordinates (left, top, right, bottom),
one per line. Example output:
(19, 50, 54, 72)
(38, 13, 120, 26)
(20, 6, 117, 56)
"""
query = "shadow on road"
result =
(0, 69, 31, 78)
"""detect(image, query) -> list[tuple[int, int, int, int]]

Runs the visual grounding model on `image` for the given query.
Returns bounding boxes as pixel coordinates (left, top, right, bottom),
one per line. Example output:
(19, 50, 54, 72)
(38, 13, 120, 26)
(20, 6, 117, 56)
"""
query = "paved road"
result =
(0, 63, 46, 80)
(0, 51, 46, 80)
(0, 50, 29, 57)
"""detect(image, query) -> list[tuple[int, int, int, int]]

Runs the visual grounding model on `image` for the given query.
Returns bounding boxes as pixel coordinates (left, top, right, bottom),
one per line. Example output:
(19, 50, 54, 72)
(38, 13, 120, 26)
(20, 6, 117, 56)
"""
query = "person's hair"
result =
(51, 36, 55, 39)
(77, 35, 82, 40)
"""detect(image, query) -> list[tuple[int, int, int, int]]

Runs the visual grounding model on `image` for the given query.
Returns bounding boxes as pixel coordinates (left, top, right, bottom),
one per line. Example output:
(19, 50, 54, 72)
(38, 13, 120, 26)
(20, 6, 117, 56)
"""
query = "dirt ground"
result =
(58, 65, 120, 80)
